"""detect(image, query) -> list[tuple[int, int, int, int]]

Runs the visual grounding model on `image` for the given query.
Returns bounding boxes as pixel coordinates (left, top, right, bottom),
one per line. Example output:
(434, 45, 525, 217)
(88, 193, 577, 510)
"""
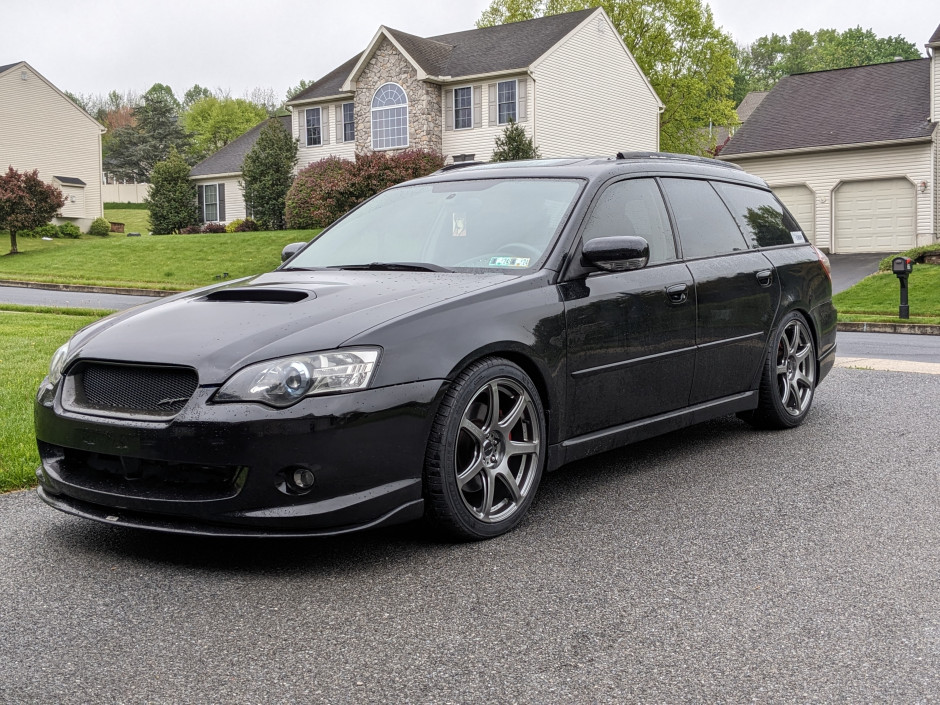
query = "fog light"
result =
(292, 467, 316, 490)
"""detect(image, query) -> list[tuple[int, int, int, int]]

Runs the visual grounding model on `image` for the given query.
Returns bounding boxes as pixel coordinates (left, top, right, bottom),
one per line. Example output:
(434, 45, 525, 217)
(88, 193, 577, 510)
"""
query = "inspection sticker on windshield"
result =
(488, 256, 530, 268)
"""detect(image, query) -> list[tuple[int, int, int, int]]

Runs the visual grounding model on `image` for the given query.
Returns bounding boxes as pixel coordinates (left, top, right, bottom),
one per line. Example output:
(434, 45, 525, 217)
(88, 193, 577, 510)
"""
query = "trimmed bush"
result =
(145, 148, 199, 234)
(33, 224, 62, 239)
(225, 219, 244, 233)
(285, 149, 445, 229)
(878, 244, 940, 271)
(88, 217, 111, 237)
(180, 225, 202, 234)
(234, 218, 260, 232)
(58, 222, 81, 239)
(202, 222, 226, 233)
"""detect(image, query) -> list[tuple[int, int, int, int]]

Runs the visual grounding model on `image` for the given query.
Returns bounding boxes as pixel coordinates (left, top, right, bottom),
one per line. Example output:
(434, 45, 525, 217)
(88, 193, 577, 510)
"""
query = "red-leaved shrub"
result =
(202, 222, 227, 233)
(233, 218, 260, 232)
(285, 149, 444, 229)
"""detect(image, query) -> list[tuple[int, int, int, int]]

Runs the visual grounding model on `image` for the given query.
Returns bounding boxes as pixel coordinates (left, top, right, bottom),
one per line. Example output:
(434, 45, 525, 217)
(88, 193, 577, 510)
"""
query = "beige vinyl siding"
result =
(293, 101, 357, 171)
(193, 175, 244, 224)
(0, 64, 104, 230)
(531, 13, 660, 157)
(725, 142, 935, 252)
(442, 77, 533, 161)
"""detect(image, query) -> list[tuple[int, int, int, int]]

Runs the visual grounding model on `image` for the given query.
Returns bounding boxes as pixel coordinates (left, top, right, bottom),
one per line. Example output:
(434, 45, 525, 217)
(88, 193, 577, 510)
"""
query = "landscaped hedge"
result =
(285, 149, 445, 229)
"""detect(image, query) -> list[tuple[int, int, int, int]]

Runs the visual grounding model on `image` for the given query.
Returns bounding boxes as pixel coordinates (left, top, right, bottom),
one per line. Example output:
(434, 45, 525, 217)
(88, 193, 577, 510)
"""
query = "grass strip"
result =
(834, 265, 940, 324)
(0, 229, 318, 291)
(0, 309, 107, 492)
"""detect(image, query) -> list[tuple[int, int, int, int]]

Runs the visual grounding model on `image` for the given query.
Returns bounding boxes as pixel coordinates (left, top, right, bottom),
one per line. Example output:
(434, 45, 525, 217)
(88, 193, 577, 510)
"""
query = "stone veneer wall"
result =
(354, 38, 442, 154)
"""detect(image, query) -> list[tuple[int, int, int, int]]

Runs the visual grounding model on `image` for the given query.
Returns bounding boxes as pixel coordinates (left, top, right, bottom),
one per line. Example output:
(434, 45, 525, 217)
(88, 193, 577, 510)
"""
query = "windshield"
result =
(284, 178, 582, 272)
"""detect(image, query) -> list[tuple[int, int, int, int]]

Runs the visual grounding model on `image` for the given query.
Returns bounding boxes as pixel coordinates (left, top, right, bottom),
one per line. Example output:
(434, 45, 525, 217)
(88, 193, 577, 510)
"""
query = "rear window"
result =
(713, 182, 802, 248)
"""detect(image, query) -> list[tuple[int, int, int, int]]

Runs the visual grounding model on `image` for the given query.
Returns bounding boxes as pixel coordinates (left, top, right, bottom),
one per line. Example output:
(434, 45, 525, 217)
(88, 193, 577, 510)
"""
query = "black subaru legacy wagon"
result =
(35, 153, 837, 540)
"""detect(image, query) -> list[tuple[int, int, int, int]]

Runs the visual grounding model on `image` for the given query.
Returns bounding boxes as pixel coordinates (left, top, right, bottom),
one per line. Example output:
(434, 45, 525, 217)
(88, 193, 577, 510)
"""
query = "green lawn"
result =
(0, 229, 319, 291)
(834, 265, 940, 325)
(103, 207, 151, 235)
(0, 307, 109, 492)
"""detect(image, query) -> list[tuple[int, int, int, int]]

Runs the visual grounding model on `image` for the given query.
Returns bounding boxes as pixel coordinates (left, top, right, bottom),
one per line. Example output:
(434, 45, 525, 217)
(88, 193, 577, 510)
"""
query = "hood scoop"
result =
(202, 288, 312, 303)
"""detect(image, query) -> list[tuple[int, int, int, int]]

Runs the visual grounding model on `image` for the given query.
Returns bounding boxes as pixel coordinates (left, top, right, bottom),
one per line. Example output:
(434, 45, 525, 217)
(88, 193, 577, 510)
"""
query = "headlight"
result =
(47, 342, 70, 387)
(214, 348, 381, 408)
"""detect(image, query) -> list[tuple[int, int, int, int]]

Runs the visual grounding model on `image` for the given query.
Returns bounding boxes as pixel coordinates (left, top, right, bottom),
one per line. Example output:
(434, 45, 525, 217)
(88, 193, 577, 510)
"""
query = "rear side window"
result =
(660, 178, 747, 259)
(581, 178, 677, 265)
(713, 182, 801, 248)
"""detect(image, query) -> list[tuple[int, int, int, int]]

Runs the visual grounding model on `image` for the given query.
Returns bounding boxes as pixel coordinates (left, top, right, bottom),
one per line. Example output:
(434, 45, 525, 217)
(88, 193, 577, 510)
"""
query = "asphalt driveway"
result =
(828, 252, 884, 294)
(3, 367, 939, 704)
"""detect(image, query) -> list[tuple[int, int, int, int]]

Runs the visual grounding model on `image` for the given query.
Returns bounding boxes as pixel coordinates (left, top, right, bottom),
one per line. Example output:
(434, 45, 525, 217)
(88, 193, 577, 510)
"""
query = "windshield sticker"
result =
(452, 213, 467, 237)
(791, 231, 806, 242)
(488, 257, 531, 268)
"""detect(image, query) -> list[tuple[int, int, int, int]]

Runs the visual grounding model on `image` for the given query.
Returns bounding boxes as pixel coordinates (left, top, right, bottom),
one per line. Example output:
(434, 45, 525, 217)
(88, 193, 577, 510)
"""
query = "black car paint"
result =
(35, 156, 837, 536)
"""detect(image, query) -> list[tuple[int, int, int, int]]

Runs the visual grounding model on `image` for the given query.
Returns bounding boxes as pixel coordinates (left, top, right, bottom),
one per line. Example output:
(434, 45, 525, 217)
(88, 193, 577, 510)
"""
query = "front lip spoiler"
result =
(36, 485, 425, 538)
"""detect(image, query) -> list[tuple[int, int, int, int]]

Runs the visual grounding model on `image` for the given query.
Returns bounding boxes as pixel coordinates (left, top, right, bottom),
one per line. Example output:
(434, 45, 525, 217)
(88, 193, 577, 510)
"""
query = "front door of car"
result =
(659, 178, 781, 404)
(562, 178, 696, 438)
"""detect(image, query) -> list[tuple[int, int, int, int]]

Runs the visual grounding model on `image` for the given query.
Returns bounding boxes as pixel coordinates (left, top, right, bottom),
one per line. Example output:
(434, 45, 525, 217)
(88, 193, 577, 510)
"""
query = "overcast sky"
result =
(5, 0, 938, 101)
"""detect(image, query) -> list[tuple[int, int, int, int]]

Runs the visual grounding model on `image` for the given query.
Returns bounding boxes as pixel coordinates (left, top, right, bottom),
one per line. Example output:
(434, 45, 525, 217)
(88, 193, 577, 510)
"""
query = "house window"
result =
(371, 83, 408, 150)
(343, 102, 355, 142)
(497, 80, 517, 124)
(454, 86, 473, 129)
(306, 107, 321, 146)
(204, 184, 219, 222)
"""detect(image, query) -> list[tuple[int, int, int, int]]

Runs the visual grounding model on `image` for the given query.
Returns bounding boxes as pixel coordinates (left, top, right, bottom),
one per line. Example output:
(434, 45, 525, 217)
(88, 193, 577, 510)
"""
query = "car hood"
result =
(69, 270, 516, 384)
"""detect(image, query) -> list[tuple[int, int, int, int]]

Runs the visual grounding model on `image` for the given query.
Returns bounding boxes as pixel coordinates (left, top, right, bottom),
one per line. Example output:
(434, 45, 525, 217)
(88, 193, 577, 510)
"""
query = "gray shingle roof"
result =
(0, 62, 22, 74)
(721, 59, 934, 157)
(289, 8, 596, 104)
(53, 176, 86, 186)
(929, 23, 940, 44)
(189, 115, 292, 177)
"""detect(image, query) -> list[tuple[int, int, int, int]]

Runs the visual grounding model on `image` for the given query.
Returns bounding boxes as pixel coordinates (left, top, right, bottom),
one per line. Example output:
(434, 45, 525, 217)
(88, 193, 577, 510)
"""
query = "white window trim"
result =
(453, 85, 473, 130)
(371, 82, 409, 151)
(203, 183, 219, 222)
(305, 107, 322, 147)
(342, 102, 355, 143)
(497, 78, 518, 125)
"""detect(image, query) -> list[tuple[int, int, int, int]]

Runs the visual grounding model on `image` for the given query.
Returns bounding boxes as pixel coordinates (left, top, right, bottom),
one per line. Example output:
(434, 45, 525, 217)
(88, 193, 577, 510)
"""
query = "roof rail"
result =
(614, 151, 743, 171)
(435, 161, 485, 173)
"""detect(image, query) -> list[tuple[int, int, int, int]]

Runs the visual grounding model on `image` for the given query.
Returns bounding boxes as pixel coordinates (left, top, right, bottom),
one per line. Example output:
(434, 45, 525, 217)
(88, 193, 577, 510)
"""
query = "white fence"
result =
(102, 183, 151, 204)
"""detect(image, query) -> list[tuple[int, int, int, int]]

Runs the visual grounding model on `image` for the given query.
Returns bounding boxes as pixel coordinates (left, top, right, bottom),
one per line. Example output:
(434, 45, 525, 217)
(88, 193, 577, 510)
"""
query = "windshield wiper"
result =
(331, 262, 453, 273)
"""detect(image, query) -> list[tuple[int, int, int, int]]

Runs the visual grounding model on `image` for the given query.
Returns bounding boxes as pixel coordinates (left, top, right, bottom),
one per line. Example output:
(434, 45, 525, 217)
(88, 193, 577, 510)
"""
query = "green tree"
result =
(183, 96, 269, 163)
(0, 167, 65, 254)
(241, 118, 299, 230)
(104, 83, 191, 182)
(733, 27, 921, 102)
(491, 118, 541, 161)
(145, 148, 198, 234)
(182, 84, 212, 109)
(477, 0, 738, 155)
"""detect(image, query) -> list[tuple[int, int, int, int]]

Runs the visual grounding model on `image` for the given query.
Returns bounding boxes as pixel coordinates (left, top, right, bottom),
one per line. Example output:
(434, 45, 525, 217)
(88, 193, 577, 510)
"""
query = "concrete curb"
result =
(835, 357, 940, 375)
(0, 280, 176, 298)
(837, 322, 940, 336)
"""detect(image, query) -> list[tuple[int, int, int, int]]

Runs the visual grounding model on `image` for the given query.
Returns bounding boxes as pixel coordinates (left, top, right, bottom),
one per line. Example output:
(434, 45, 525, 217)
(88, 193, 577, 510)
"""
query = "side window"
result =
(712, 182, 801, 248)
(581, 178, 677, 265)
(660, 178, 747, 259)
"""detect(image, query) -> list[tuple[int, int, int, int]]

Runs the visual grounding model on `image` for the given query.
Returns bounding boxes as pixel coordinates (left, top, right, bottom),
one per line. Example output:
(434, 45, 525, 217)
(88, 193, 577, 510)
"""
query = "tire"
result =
(745, 311, 817, 429)
(424, 358, 546, 540)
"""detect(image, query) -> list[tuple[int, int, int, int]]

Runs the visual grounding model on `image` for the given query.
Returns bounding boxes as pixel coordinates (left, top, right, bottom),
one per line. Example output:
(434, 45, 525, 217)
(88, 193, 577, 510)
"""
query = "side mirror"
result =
(581, 236, 650, 272)
(281, 242, 307, 263)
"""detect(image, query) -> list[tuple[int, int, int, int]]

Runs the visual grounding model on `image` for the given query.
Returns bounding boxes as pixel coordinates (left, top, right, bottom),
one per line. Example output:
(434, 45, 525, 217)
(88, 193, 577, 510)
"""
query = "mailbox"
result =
(891, 257, 913, 319)
(892, 257, 913, 275)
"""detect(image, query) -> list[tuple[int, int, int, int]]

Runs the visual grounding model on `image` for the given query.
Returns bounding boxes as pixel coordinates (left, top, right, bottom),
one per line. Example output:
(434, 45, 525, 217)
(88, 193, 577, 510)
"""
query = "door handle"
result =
(756, 269, 773, 287)
(666, 283, 688, 304)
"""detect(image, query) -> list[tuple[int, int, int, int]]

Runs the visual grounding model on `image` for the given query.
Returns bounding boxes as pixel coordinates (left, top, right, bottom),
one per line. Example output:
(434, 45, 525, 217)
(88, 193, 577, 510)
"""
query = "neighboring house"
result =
(719, 23, 940, 254)
(189, 8, 661, 226)
(709, 91, 767, 155)
(0, 61, 106, 230)
(189, 115, 292, 224)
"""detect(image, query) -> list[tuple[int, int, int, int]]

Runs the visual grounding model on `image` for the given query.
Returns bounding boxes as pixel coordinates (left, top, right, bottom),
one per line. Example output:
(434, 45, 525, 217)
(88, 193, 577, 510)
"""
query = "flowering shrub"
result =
(285, 149, 444, 229)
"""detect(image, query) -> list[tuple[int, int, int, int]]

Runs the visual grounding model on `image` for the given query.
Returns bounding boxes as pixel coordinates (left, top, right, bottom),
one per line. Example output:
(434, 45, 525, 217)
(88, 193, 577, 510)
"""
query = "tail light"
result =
(811, 245, 831, 281)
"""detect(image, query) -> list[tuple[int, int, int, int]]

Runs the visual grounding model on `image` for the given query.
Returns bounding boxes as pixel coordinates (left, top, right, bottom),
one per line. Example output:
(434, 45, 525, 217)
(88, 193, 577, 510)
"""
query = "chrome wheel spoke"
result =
(483, 381, 500, 432)
(506, 440, 537, 457)
(457, 455, 485, 490)
(460, 417, 486, 445)
(496, 466, 523, 503)
(480, 469, 496, 519)
(497, 395, 527, 434)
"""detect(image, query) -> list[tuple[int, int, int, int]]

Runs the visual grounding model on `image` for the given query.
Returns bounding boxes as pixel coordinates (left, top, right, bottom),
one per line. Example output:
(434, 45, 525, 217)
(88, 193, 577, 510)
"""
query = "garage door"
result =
(834, 179, 915, 253)
(772, 185, 815, 244)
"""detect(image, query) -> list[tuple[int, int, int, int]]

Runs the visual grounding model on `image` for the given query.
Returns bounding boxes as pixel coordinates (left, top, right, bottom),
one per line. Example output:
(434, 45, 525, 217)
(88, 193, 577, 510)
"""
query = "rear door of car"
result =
(562, 177, 696, 437)
(659, 177, 781, 404)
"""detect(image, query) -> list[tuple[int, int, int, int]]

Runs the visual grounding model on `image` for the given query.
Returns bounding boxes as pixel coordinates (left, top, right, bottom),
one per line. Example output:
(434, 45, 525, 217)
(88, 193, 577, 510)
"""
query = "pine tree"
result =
(241, 119, 298, 230)
(491, 119, 540, 161)
(145, 148, 198, 234)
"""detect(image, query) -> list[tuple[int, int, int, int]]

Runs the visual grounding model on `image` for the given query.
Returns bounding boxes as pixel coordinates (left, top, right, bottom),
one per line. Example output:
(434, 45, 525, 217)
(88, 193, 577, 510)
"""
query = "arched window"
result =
(371, 83, 408, 150)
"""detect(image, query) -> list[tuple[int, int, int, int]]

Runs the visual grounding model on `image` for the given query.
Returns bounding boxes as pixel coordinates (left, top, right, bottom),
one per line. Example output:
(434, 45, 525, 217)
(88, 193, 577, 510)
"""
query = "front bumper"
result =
(35, 379, 447, 536)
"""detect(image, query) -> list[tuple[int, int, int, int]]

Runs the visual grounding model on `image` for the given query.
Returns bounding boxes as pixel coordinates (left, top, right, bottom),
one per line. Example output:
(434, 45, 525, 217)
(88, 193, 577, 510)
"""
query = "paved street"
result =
(3, 367, 939, 704)
(0, 285, 158, 310)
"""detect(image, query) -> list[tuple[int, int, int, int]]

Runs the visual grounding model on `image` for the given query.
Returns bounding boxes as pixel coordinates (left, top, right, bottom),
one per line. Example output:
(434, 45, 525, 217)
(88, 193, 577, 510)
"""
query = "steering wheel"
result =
(496, 242, 542, 258)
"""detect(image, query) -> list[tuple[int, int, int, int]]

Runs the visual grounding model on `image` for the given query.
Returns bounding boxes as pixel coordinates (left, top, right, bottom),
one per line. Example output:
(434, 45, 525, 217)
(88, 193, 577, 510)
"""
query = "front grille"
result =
(65, 362, 198, 418)
(48, 445, 244, 501)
